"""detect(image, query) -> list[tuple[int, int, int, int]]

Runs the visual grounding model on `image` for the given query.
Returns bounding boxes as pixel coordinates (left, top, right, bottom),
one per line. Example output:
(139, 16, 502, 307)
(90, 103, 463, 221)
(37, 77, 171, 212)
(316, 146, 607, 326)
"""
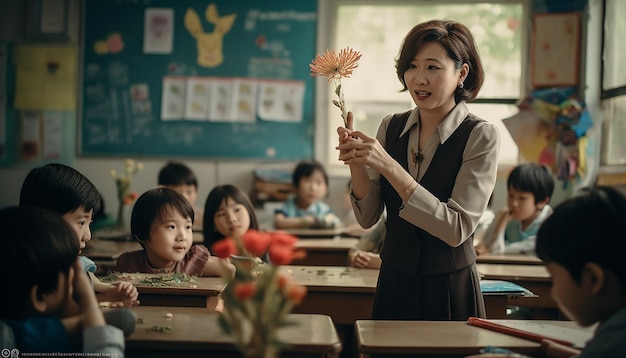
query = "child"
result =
(274, 160, 341, 230)
(0, 206, 125, 354)
(535, 186, 626, 357)
(158, 161, 203, 230)
(203, 184, 260, 253)
(19, 163, 139, 307)
(116, 187, 233, 277)
(348, 214, 386, 269)
(470, 186, 626, 358)
(476, 163, 554, 256)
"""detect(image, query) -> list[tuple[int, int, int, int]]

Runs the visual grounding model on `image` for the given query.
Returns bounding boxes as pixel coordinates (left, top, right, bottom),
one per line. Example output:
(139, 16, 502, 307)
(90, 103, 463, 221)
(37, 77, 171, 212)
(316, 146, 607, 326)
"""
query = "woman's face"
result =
(403, 42, 467, 116)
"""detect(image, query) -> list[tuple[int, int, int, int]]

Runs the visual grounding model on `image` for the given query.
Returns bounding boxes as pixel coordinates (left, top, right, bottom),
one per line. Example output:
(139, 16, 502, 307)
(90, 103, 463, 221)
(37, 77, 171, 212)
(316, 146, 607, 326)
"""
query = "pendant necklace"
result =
(411, 147, 424, 167)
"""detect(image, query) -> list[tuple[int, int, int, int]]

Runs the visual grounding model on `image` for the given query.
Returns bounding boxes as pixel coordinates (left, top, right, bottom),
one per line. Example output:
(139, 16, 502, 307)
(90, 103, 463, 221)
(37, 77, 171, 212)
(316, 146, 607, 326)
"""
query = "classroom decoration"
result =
(211, 230, 307, 358)
(530, 12, 580, 88)
(310, 47, 362, 127)
(109, 159, 142, 230)
(503, 87, 592, 181)
(80, 0, 317, 159)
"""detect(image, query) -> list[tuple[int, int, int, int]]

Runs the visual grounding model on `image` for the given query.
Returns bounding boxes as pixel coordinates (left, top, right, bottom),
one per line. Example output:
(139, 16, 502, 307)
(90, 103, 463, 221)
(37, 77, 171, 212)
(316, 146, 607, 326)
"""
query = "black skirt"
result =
(372, 263, 486, 320)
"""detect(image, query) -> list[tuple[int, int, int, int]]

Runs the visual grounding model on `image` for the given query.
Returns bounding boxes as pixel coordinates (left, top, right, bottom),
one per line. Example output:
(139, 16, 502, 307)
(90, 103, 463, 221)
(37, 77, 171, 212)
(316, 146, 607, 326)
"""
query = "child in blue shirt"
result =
(274, 160, 341, 230)
(0, 206, 125, 354)
(476, 163, 554, 256)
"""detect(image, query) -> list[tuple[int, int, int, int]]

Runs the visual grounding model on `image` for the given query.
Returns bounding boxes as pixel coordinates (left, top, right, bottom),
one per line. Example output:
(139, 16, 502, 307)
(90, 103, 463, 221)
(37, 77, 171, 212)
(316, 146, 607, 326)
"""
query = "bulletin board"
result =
(530, 12, 580, 88)
(79, 0, 317, 159)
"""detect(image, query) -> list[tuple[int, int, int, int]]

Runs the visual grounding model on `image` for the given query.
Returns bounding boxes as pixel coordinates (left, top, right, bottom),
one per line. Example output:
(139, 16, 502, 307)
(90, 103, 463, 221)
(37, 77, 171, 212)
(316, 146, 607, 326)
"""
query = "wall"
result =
(0, 0, 594, 226)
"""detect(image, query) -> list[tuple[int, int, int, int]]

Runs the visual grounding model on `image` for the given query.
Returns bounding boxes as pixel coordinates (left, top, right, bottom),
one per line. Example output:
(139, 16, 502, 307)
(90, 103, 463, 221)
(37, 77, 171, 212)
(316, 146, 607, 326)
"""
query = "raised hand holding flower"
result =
(310, 47, 362, 127)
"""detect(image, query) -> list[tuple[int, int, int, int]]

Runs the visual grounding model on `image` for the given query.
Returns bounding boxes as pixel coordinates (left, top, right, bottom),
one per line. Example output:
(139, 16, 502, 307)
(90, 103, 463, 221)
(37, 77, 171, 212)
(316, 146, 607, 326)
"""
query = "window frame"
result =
(599, 0, 626, 167)
(314, 0, 529, 172)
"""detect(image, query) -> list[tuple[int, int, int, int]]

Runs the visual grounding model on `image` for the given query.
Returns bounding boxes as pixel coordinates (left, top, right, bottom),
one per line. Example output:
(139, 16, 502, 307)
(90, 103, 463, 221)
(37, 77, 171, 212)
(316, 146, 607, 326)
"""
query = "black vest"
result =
(380, 110, 481, 275)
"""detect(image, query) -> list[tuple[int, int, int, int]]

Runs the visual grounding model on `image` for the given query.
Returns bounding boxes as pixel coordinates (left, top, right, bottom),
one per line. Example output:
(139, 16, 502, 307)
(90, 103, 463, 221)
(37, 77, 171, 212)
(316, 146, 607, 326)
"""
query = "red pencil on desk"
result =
(466, 317, 574, 347)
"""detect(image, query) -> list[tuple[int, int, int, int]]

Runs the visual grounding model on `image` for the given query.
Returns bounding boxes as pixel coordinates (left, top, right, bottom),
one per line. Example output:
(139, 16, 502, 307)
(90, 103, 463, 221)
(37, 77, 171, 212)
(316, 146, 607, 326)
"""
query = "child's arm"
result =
(478, 208, 510, 255)
(90, 272, 140, 307)
(274, 212, 316, 229)
(67, 260, 125, 354)
(202, 255, 236, 278)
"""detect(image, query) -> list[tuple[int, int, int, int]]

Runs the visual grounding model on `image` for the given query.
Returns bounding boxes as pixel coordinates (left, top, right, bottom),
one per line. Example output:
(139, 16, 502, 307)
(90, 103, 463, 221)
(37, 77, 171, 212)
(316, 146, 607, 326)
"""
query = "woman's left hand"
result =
(336, 130, 390, 173)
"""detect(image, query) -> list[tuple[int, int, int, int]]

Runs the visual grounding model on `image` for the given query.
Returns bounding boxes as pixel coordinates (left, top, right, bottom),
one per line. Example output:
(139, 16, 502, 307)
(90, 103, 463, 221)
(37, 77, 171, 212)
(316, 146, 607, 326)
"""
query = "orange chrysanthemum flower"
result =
(310, 47, 361, 126)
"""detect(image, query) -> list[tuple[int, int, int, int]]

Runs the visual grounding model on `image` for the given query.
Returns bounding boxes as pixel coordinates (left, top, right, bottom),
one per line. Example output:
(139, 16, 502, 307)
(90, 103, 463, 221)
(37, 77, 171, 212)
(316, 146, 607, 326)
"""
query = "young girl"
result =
(116, 188, 233, 277)
(20, 163, 139, 308)
(274, 160, 341, 230)
(203, 184, 260, 253)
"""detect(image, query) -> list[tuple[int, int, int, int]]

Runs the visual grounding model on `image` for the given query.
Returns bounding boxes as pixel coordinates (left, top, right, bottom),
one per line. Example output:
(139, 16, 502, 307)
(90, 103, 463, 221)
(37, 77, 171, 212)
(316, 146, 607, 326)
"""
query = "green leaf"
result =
(335, 84, 342, 96)
(332, 100, 341, 108)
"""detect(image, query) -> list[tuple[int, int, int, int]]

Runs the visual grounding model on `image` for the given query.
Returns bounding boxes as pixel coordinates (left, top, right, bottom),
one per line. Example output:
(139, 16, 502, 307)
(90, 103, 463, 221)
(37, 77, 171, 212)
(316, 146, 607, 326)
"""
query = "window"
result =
(601, 0, 626, 165)
(317, 1, 526, 169)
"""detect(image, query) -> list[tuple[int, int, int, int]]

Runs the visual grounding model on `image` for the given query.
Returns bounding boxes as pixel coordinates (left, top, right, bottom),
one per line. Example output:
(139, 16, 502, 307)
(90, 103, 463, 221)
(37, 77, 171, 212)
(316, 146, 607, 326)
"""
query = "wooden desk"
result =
(477, 254, 543, 265)
(83, 238, 142, 261)
(279, 266, 525, 323)
(280, 266, 377, 325)
(98, 273, 225, 309)
(292, 238, 358, 266)
(477, 263, 557, 310)
(284, 227, 349, 238)
(124, 306, 342, 358)
(355, 319, 591, 357)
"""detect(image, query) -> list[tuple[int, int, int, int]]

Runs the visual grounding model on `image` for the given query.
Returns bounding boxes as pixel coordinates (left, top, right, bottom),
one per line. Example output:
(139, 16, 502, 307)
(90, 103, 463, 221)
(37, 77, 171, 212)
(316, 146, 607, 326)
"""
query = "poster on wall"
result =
(531, 12, 580, 88)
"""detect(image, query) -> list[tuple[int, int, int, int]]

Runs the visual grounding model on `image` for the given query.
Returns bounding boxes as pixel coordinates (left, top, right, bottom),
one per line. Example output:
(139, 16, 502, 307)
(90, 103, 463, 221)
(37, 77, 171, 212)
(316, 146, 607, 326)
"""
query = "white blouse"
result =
(351, 101, 500, 247)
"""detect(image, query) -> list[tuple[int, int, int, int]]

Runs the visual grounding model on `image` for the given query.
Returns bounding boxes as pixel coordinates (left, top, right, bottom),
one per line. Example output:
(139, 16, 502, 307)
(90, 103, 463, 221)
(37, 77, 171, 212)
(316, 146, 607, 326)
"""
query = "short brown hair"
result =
(395, 20, 484, 102)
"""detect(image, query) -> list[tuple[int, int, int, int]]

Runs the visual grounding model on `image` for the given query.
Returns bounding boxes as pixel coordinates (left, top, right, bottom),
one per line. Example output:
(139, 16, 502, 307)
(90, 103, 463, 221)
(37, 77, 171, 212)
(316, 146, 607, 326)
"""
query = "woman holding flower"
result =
(335, 20, 499, 320)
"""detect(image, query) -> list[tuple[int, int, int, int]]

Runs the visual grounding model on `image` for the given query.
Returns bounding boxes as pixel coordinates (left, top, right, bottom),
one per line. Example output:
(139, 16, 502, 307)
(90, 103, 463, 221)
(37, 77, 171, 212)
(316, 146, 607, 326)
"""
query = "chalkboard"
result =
(79, 0, 317, 159)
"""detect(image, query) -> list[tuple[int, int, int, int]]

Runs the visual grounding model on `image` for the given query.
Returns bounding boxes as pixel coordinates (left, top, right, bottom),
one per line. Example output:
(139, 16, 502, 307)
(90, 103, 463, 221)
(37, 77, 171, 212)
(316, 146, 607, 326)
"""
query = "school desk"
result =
(354, 319, 592, 357)
(284, 227, 350, 238)
(476, 263, 558, 312)
(97, 273, 225, 309)
(476, 253, 543, 265)
(278, 266, 528, 324)
(122, 306, 342, 358)
(292, 238, 359, 266)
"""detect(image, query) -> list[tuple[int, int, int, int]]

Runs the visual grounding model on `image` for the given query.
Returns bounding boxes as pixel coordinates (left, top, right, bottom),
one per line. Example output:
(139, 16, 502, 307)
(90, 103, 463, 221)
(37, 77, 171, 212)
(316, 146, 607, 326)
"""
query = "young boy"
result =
(470, 186, 626, 357)
(476, 163, 554, 256)
(0, 206, 125, 354)
(158, 161, 203, 229)
(19, 163, 139, 307)
(535, 186, 626, 357)
(274, 160, 341, 229)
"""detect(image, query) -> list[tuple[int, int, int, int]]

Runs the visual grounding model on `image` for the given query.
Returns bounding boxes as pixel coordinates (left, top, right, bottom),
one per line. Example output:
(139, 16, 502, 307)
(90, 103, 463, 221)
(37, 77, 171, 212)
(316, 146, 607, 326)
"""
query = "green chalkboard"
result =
(79, 0, 317, 159)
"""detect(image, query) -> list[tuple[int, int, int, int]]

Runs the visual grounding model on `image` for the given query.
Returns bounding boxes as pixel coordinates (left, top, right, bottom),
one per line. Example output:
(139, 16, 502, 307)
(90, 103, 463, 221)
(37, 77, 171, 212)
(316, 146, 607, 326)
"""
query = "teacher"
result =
(337, 20, 499, 320)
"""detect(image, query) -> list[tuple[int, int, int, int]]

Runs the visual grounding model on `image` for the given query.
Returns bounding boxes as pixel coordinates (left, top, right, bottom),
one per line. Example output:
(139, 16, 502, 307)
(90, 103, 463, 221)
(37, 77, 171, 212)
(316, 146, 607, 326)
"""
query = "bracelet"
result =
(400, 181, 416, 195)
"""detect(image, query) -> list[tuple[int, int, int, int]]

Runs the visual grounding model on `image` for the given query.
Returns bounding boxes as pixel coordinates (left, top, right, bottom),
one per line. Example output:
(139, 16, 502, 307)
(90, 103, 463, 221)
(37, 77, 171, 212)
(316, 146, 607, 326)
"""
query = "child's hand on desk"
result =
(349, 250, 381, 269)
(475, 243, 490, 255)
(104, 281, 140, 307)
